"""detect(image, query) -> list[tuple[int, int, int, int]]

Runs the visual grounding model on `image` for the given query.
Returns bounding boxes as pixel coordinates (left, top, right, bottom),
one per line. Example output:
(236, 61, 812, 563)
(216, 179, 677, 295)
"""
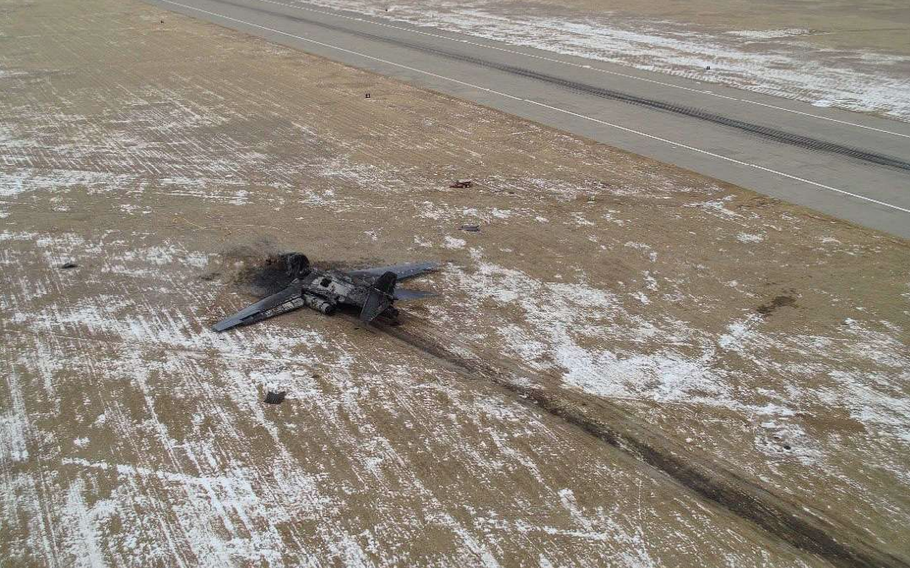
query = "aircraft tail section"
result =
(360, 271, 396, 322)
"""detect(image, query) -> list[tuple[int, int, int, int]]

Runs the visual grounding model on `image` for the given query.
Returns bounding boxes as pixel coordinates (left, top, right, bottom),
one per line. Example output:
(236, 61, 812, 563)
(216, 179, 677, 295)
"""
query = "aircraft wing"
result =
(349, 261, 439, 281)
(212, 282, 304, 332)
(393, 289, 437, 301)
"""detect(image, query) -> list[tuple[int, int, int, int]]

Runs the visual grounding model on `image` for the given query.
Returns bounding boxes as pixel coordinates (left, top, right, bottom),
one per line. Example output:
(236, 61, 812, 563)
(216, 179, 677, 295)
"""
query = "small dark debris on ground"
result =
(264, 391, 287, 405)
(756, 294, 797, 316)
(460, 224, 481, 232)
(365, 93, 371, 98)
(60, 262, 78, 270)
(450, 179, 473, 188)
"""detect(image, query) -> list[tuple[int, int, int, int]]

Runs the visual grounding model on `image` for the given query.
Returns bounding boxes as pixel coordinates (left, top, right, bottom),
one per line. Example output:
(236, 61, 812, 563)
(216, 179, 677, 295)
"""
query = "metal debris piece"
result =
(264, 391, 287, 405)
(460, 224, 480, 232)
(450, 179, 473, 188)
(60, 262, 78, 269)
(212, 255, 439, 332)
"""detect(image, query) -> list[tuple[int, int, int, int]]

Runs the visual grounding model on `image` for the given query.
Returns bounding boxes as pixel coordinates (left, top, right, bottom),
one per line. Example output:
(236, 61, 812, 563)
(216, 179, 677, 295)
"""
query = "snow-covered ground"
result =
(2, 0, 909, 564)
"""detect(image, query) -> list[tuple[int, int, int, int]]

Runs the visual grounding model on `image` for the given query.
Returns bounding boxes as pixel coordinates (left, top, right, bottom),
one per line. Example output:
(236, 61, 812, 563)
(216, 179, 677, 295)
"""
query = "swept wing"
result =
(393, 289, 436, 301)
(212, 282, 304, 332)
(348, 261, 438, 281)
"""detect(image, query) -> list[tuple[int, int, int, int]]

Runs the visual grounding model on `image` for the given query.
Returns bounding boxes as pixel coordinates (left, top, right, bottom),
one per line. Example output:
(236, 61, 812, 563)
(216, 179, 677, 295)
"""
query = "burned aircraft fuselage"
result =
(296, 269, 382, 315)
(212, 254, 436, 332)
(307, 270, 364, 312)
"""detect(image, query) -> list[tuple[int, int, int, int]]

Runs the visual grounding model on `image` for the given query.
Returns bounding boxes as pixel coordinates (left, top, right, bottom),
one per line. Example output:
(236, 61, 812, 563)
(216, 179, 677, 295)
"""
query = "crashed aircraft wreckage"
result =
(213, 253, 438, 332)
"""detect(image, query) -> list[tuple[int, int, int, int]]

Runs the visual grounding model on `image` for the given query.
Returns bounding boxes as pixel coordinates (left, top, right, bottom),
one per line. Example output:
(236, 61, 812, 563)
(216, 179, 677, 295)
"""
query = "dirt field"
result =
(518, 0, 910, 54)
(1, 0, 909, 566)
(307, 0, 910, 120)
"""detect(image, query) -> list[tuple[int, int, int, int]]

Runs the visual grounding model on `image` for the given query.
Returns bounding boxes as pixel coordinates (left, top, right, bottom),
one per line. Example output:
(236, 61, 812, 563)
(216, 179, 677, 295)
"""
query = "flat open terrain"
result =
(518, 0, 910, 54)
(1, 0, 909, 566)
(296, 0, 910, 121)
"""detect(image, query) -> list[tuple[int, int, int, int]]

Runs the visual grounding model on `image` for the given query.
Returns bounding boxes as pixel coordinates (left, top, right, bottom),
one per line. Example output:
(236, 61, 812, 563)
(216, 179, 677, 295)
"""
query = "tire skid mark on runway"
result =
(156, 0, 910, 216)
(255, 0, 910, 140)
(205, 0, 910, 173)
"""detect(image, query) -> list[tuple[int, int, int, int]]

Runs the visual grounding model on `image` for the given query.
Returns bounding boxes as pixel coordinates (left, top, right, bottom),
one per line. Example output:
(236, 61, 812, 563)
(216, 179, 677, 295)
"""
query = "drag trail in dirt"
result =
(227, 245, 901, 566)
(3, 0, 910, 565)
(357, 313, 908, 568)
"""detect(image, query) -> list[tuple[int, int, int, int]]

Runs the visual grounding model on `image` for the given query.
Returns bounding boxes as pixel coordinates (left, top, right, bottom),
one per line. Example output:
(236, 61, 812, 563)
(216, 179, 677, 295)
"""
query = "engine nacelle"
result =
(303, 293, 336, 315)
(282, 253, 310, 278)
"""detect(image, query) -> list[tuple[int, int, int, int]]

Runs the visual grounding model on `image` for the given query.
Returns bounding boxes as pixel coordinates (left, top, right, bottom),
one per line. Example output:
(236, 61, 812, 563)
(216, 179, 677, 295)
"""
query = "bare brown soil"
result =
(514, 0, 910, 54)
(1, 0, 909, 566)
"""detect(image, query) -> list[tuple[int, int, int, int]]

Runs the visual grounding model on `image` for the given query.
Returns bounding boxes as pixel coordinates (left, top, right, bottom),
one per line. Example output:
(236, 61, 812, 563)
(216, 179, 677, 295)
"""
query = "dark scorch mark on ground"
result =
(757, 294, 797, 316)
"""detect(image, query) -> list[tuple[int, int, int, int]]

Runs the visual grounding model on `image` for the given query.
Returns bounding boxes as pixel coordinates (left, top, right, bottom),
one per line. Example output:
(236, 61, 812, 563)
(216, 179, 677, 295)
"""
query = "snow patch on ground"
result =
(727, 29, 813, 40)
(296, 0, 910, 121)
(445, 252, 910, 481)
(736, 232, 765, 244)
(444, 236, 467, 249)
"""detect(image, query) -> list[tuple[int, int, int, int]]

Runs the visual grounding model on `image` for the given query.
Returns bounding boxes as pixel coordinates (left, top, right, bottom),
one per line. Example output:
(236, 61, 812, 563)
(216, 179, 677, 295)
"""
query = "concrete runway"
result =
(148, 0, 910, 238)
